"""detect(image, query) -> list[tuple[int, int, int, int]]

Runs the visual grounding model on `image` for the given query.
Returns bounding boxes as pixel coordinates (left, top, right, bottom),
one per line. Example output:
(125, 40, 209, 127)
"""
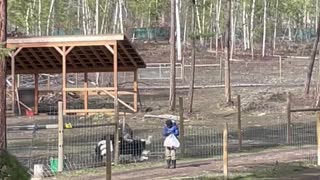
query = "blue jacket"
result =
(162, 124, 179, 137)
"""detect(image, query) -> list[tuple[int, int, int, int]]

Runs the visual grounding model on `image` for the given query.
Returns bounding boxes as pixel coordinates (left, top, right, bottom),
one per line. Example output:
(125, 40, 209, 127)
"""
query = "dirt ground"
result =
(48, 146, 319, 180)
(6, 41, 320, 179)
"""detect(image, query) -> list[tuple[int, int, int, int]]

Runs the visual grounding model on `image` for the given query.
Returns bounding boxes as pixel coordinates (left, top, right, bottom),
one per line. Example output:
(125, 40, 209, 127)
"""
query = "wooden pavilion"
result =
(5, 34, 146, 115)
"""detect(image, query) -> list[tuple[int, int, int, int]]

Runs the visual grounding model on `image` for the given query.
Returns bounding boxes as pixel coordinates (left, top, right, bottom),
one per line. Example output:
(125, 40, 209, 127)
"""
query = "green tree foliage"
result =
(0, 150, 30, 180)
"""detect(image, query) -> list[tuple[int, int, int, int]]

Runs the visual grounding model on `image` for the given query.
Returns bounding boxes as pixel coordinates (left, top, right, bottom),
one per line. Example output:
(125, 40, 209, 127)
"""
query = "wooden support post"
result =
(84, 72, 88, 111)
(223, 122, 228, 180)
(133, 70, 138, 112)
(287, 92, 292, 144)
(34, 74, 39, 115)
(106, 135, 112, 180)
(113, 43, 120, 165)
(58, 101, 64, 172)
(11, 55, 16, 114)
(62, 46, 67, 114)
(237, 95, 242, 151)
(317, 112, 320, 166)
(179, 97, 185, 157)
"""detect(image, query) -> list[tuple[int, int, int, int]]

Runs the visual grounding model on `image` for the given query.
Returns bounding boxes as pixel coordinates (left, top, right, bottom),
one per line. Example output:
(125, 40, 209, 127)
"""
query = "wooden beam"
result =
(28, 49, 50, 68)
(66, 46, 74, 55)
(7, 40, 117, 49)
(89, 46, 108, 67)
(102, 90, 136, 112)
(133, 70, 138, 111)
(118, 41, 137, 67)
(64, 109, 114, 113)
(113, 42, 120, 165)
(6, 66, 137, 74)
(84, 72, 88, 111)
(11, 54, 16, 114)
(54, 46, 63, 56)
(104, 45, 127, 66)
(62, 46, 67, 113)
(34, 74, 39, 114)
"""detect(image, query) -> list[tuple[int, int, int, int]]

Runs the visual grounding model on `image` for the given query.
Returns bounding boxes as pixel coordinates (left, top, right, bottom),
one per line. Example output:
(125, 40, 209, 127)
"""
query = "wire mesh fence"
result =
(6, 102, 320, 177)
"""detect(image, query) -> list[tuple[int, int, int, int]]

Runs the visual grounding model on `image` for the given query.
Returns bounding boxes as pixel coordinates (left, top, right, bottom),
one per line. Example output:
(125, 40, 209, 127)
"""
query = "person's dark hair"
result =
(165, 120, 173, 128)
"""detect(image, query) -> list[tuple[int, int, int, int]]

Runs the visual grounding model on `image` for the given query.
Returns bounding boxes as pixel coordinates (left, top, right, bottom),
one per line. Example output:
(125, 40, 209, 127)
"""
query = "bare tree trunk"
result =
(77, 0, 80, 29)
(113, 1, 119, 33)
(304, 18, 320, 95)
(250, 0, 256, 59)
(176, 0, 182, 62)
(272, 0, 278, 54)
(317, 0, 319, 32)
(119, 0, 124, 33)
(38, 0, 41, 36)
(242, 0, 247, 50)
(225, 0, 232, 103)
(215, 0, 221, 57)
(169, 0, 176, 111)
(262, 0, 267, 57)
(195, 0, 202, 45)
(82, 0, 87, 35)
(25, 5, 30, 35)
(95, 0, 99, 34)
(188, 0, 196, 113)
(0, 0, 7, 150)
(46, 0, 55, 35)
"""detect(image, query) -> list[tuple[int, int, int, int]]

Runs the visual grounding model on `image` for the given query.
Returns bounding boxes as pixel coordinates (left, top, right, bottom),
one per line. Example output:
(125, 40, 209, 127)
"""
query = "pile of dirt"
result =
(242, 91, 287, 112)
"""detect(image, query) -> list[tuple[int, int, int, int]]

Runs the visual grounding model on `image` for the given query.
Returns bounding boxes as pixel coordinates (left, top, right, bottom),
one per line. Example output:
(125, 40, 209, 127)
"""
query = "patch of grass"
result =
(180, 162, 309, 180)
(0, 150, 30, 180)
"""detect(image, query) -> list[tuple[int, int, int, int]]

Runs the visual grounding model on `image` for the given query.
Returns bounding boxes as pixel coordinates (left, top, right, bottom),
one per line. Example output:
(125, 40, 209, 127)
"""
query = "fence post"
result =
(317, 112, 320, 166)
(106, 135, 112, 180)
(287, 92, 292, 144)
(114, 107, 120, 165)
(237, 95, 242, 151)
(58, 101, 64, 172)
(179, 97, 185, 157)
(223, 123, 228, 180)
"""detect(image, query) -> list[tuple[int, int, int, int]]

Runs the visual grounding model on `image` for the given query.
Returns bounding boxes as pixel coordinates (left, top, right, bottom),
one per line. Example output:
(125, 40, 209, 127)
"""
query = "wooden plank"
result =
(105, 45, 127, 66)
(102, 90, 136, 112)
(7, 66, 136, 74)
(133, 70, 138, 111)
(69, 48, 90, 68)
(78, 46, 98, 67)
(223, 123, 228, 180)
(84, 72, 88, 111)
(287, 92, 292, 144)
(28, 48, 48, 69)
(34, 74, 39, 115)
(179, 97, 185, 158)
(89, 46, 108, 67)
(237, 95, 242, 151)
(118, 41, 137, 67)
(58, 101, 64, 172)
(54, 46, 63, 56)
(64, 109, 114, 113)
(105, 135, 112, 180)
(113, 42, 120, 165)
(66, 46, 74, 55)
(290, 108, 320, 112)
(11, 55, 16, 114)
(62, 46, 67, 113)
(317, 112, 320, 166)
(7, 34, 124, 44)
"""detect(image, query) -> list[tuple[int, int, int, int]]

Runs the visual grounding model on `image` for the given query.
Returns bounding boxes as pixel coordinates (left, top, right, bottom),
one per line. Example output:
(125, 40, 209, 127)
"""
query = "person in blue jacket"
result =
(162, 119, 179, 169)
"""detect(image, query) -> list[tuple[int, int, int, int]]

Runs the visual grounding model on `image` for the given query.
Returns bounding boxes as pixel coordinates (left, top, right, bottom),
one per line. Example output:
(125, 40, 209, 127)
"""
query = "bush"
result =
(0, 150, 30, 180)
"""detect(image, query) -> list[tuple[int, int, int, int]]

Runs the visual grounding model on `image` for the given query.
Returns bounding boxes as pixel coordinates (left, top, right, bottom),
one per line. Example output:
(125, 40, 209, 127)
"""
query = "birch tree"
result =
(262, 0, 267, 57)
(169, 0, 176, 111)
(250, 0, 256, 59)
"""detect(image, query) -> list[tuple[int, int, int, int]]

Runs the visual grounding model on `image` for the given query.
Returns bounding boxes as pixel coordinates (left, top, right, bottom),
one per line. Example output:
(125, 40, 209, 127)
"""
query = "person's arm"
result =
(163, 127, 170, 137)
(173, 126, 179, 137)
